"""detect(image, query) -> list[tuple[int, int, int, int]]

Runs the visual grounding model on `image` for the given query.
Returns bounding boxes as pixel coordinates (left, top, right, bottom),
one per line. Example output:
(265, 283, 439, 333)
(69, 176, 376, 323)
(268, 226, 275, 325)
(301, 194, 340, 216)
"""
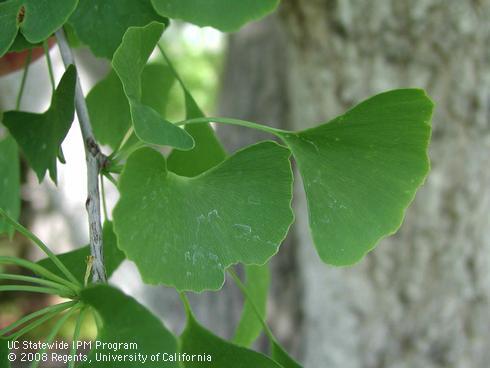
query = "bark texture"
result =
(219, 1, 490, 367)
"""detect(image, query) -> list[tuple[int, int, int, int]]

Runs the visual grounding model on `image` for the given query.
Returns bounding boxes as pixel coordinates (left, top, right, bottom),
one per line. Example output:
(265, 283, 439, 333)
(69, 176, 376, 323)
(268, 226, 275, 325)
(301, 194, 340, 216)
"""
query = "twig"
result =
(55, 28, 107, 283)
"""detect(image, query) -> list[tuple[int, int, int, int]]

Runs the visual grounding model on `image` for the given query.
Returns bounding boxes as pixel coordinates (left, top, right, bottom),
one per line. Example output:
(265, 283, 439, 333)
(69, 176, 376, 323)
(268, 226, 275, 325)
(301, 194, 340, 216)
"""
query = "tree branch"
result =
(55, 28, 107, 283)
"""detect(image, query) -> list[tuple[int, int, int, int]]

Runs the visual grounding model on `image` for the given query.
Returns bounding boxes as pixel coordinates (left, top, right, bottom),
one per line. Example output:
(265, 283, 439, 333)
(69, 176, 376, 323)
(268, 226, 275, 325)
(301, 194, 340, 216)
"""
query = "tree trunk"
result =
(219, 1, 490, 367)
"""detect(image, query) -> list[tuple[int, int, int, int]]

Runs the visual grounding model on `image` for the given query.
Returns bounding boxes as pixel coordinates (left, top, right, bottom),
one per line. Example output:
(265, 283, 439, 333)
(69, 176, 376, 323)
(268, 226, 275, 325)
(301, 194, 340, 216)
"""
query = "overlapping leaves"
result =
(3, 65, 77, 183)
(113, 142, 294, 291)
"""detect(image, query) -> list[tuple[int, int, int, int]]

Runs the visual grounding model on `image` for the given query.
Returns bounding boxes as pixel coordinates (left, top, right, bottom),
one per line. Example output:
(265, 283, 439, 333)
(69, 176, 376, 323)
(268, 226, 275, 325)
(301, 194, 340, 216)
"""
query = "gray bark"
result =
(219, 1, 490, 367)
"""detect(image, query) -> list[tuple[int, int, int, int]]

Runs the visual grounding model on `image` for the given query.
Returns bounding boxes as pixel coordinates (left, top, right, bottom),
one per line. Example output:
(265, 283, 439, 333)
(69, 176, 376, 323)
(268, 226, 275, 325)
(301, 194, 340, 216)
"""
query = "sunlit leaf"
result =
(0, 0, 77, 57)
(278, 89, 433, 265)
(69, 0, 166, 58)
(113, 141, 294, 291)
(233, 265, 269, 347)
(0, 136, 20, 235)
(37, 222, 124, 284)
(112, 22, 193, 150)
(180, 307, 282, 368)
(151, 0, 279, 32)
(80, 285, 178, 367)
(3, 65, 77, 183)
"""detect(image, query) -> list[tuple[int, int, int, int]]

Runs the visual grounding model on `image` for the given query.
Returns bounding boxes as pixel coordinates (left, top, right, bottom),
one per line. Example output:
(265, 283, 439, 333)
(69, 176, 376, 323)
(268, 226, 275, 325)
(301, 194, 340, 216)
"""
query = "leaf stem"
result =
(0, 256, 80, 292)
(175, 116, 288, 137)
(0, 273, 76, 296)
(68, 307, 86, 368)
(0, 301, 77, 337)
(15, 49, 32, 110)
(55, 27, 107, 283)
(0, 208, 81, 287)
(43, 40, 56, 92)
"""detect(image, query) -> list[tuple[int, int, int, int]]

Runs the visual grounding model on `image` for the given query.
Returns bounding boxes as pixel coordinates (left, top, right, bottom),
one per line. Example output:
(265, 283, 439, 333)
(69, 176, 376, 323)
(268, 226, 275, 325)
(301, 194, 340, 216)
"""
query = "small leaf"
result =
(113, 141, 294, 291)
(233, 265, 270, 347)
(180, 310, 282, 368)
(3, 65, 77, 183)
(37, 221, 124, 284)
(278, 89, 433, 265)
(151, 0, 279, 32)
(69, 0, 166, 59)
(0, 136, 20, 235)
(0, 0, 78, 57)
(112, 22, 193, 150)
(0, 338, 11, 368)
(80, 285, 178, 367)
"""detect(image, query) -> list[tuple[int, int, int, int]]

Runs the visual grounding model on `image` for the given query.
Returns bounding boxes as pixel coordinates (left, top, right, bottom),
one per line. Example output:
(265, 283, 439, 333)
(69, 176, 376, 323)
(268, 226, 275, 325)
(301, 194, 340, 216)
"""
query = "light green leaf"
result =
(233, 265, 270, 347)
(0, 136, 20, 235)
(113, 141, 294, 291)
(3, 65, 77, 183)
(80, 285, 178, 367)
(141, 63, 175, 116)
(0, 338, 10, 368)
(279, 89, 433, 265)
(69, 0, 166, 59)
(0, 0, 77, 57)
(37, 221, 124, 284)
(180, 308, 282, 368)
(112, 22, 193, 150)
(151, 0, 279, 32)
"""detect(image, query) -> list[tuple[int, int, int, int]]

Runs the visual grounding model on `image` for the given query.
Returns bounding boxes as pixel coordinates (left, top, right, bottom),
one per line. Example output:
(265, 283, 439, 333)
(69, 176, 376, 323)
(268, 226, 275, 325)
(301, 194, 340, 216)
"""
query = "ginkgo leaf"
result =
(0, 0, 77, 57)
(270, 341, 303, 368)
(113, 141, 294, 291)
(3, 65, 77, 183)
(112, 22, 194, 150)
(80, 285, 178, 367)
(0, 136, 20, 235)
(151, 0, 279, 32)
(37, 222, 124, 284)
(180, 307, 282, 368)
(69, 0, 166, 59)
(278, 89, 433, 266)
(234, 265, 270, 347)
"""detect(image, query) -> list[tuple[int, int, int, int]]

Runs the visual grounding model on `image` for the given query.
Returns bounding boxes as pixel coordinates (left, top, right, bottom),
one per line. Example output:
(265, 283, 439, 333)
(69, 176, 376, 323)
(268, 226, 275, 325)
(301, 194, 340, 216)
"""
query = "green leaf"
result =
(37, 221, 124, 284)
(0, 136, 20, 235)
(233, 265, 270, 347)
(80, 285, 178, 367)
(8, 33, 39, 52)
(69, 0, 166, 59)
(112, 22, 193, 150)
(270, 341, 302, 368)
(141, 63, 175, 116)
(278, 89, 433, 265)
(180, 309, 282, 368)
(0, 0, 78, 57)
(113, 141, 294, 291)
(0, 338, 11, 368)
(151, 0, 279, 32)
(2, 65, 77, 183)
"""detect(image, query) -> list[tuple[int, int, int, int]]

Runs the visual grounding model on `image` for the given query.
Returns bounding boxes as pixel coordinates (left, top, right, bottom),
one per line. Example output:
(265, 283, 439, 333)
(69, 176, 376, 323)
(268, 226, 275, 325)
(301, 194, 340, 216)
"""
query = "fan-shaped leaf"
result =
(80, 285, 178, 367)
(151, 0, 279, 32)
(0, 0, 77, 57)
(0, 136, 20, 235)
(278, 89, 433, 265)
(113, 142, 294, 291)
(69, 0, 166, 59)
(3, 65, 77, 183)
(112, 22, 193, 150)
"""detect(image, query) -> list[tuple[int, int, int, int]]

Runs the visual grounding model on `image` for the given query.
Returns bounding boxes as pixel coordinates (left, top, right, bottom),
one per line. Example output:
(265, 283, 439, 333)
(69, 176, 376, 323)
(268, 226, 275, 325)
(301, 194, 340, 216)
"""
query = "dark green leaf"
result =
(233, 265, 270, 347)
(180, 309, 281, 368)
(69, 0, 166, 59)
(270, 341, 302, 368)
(278, 89, 433, 265)
(80, 285, 178, 367)
(112, 22, 193, 150)
(8, 33, 39, 52)
(0, 338, 11, 368)
(37, 221, 124, 284)
(0, 0, 78, 57)
(151, 0, 279, 32)
(0, 136, 20, 235)
(113, 141, 294, 291)
(3, 65, 77, 183)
